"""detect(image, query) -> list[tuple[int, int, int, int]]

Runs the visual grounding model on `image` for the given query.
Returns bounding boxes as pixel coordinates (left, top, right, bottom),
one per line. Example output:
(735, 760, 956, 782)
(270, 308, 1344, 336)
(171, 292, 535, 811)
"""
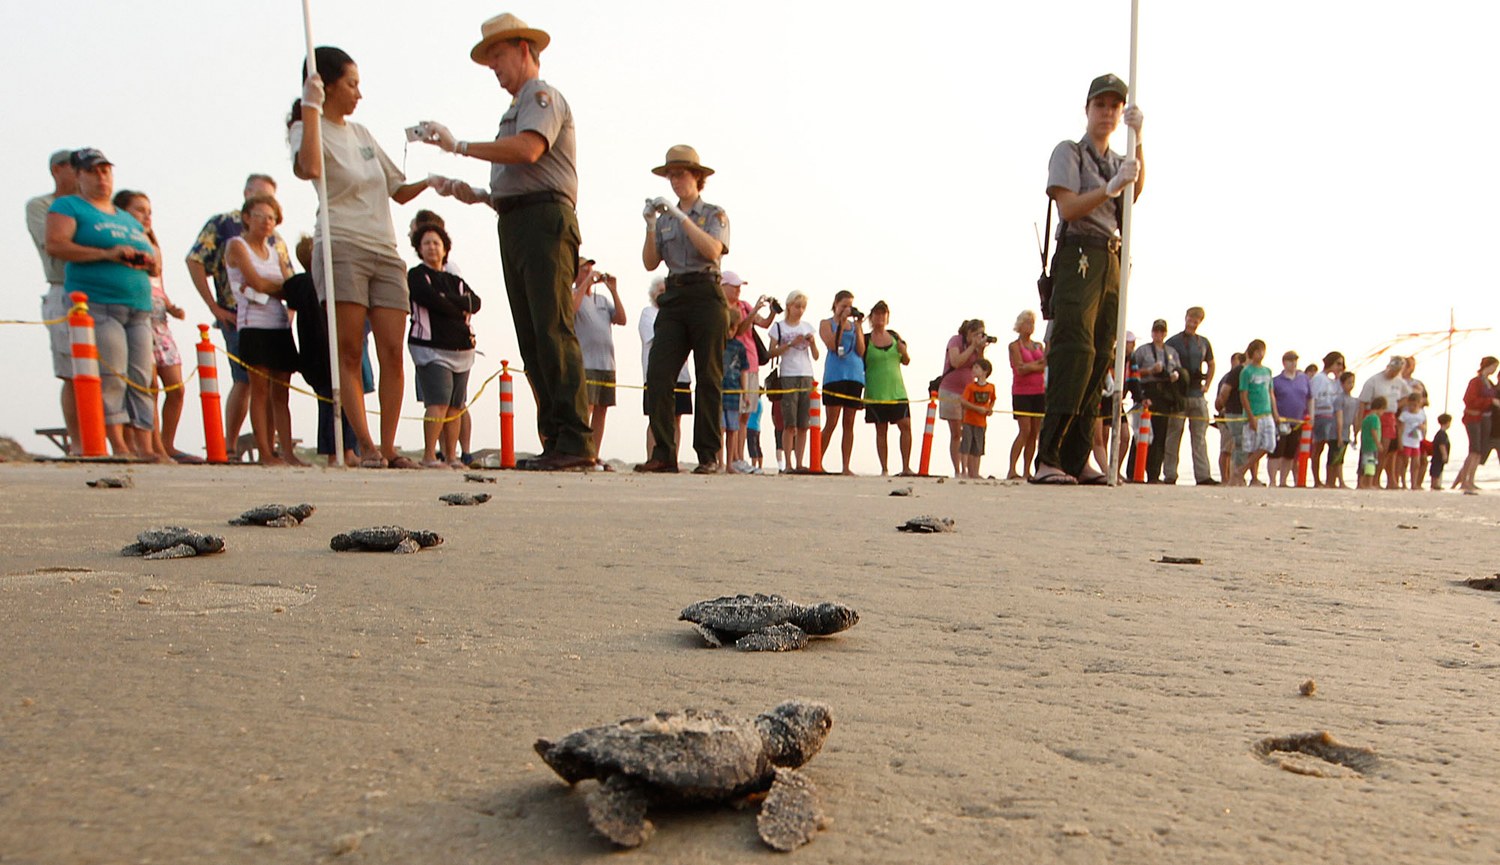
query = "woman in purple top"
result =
(937, 319, 989, 477)
(1269, 349, 1313, 486)
(1006, 309, 1046, 480)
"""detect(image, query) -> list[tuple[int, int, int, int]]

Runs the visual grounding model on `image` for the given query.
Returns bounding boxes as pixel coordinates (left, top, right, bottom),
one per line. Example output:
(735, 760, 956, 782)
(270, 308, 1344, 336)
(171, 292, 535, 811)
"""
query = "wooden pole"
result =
(301, 0, 345, 465)
(1107, 0, 1141, 485)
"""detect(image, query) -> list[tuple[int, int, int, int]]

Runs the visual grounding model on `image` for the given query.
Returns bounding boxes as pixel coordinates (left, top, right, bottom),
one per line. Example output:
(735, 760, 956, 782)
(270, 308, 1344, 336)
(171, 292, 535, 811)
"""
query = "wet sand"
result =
(2, 462, 1499, 864)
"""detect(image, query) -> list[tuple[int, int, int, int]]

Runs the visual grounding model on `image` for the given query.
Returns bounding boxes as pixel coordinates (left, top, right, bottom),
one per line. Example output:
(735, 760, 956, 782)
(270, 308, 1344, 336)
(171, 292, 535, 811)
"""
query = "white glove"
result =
(1123, 105, 1144, 141)
(1104, 158, 1140, 198)
(665, 201, 688, 222)
(642, 198, 660, 223)
(422, 121, 456, 152)
(302, 74, 324, 112)
(427, 174, 453, 196)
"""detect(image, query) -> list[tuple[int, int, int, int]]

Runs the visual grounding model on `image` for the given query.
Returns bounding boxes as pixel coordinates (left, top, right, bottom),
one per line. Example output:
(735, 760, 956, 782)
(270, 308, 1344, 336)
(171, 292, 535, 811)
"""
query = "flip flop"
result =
(387, 456, 419, 470)
(1028, 470, 1077, 485)
(359, 456, 388, 469)
(1076, 470, 1110, 486)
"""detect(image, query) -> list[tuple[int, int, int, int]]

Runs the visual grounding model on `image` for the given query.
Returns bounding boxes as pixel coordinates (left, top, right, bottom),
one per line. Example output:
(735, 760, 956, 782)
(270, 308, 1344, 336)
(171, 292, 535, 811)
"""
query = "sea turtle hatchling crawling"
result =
(439, 492, 491, 506)
(463, 472, 497, 484)
(896, 515, 955, 533)
(680, 593, 859, 651)
(329, 525, 443, 554)
(229, 503, 315, 527)
(535, 700, 832, 851)
(121, 526, 225, 560)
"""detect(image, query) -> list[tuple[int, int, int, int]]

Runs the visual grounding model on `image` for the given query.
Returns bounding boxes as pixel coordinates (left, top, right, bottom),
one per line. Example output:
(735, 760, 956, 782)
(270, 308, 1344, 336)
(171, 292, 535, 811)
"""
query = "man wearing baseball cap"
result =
(25, 150, 80, 454)
(1032, 73, 1145, 485)
(418, 13, 594, 471)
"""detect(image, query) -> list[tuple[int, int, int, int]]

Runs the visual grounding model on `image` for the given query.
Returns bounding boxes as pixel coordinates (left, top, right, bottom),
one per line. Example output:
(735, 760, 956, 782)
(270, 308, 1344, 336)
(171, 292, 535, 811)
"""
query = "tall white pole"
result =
(1106, 0, 1141, 486)
(301, 0, 345, 465)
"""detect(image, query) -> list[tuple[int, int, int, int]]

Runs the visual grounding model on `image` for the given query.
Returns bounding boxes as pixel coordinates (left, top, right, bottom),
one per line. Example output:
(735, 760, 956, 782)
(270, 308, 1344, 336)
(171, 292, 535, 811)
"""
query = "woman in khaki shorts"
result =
(292, 46, 438, 467)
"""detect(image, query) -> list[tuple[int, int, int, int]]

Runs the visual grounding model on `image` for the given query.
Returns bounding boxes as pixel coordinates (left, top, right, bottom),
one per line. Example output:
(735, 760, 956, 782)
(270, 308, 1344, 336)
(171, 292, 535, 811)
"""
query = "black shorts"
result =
(865, 401, 910, 424)
(1013, 392, 1045, 417)
(643, 386, 692, 416)
(237, 327, 299, 373)
(823, 379, 864, 410)
(1273, 429, 1302, 460)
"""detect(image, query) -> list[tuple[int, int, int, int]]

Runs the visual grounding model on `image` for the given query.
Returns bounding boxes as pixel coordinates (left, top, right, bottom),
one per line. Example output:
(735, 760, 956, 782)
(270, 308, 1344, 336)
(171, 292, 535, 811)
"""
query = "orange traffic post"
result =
(808, 380, 823, 474)
(67, 292, 107, 457)
(498, 360, 515, 469)
(1132, 406, 1152, 483)
(195, 324, 228, 463)
(1295, 413, 1313, 487)
(918, 391, 938, 476)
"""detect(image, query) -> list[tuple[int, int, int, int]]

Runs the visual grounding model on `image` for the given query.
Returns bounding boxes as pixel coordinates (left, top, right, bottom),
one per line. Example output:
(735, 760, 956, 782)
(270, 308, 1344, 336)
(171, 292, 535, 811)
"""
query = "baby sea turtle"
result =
(896, 515, 954, 533)
(535, 699, 832, 851)
(329, 526, 443, 554)
(679, 593, 859, 651)
(121, 526, 225, 560)
(439, 492, 491, 506)
(463, 472, 497, 484)
(229, 503, 315, 527)
(87, 476, 132, 489)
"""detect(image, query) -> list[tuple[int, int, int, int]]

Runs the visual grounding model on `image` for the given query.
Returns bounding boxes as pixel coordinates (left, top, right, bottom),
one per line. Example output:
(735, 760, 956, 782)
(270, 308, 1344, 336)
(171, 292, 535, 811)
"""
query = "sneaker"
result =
(692, 462, 720, 475)
(731, 459, 752, 474)
(750, 466, 764, 475)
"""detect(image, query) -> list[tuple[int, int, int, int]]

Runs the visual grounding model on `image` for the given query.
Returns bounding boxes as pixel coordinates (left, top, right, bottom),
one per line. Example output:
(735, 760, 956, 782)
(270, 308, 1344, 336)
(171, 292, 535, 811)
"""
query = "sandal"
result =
(359, 455, 388, 469)
(387, 455, 419, 469)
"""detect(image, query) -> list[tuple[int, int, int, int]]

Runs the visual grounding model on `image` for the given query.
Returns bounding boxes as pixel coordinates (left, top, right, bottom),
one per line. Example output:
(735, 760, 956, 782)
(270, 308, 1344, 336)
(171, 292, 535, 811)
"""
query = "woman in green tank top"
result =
(863, 301, 915, 476)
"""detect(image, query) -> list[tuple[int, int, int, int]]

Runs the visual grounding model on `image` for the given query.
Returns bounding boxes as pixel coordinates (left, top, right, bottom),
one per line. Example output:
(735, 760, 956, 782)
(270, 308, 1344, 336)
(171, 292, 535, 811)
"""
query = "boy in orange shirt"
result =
(960, 358, 997, 479)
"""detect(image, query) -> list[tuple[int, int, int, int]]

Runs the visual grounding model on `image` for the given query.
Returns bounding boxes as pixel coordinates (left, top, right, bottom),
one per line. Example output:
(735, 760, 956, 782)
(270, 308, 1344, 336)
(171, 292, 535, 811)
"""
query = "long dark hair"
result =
(111, 189, 158, 247)
(288, 46, 355, 127)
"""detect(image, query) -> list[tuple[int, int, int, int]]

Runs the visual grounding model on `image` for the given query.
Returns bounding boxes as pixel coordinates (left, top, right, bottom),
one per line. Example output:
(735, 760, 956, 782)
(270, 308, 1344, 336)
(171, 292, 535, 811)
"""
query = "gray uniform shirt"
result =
(1132, 342, 1181, 384)
(26, 193, 65, 285)
(489, 77, 577, 207)
(654, 199, 729, 274)
(1047, 139, 1123, 239)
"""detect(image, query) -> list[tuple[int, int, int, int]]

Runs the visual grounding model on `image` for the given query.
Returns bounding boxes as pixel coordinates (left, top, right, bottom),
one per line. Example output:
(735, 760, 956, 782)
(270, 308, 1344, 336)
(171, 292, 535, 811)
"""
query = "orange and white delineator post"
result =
(1295, 413, 1313, 487)
(67, 292, 108, 457)
(1132, 406, 1152, 483)
(808, 381, 824, 474)
(195, 324, 228, 463)
(918, 391, 938, 476)
(499, 360, 515, 469)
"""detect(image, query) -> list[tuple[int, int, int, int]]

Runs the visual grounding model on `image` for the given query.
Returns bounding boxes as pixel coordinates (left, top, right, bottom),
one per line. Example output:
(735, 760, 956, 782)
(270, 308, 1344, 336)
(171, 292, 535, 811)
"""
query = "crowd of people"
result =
(21, 13, 1500, 491)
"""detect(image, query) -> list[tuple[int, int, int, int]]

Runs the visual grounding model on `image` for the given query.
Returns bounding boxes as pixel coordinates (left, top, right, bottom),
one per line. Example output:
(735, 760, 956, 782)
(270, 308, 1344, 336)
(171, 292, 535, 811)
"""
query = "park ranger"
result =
(635, 146, 731, 474)
(1031, 73, 1145, 485)
(421, 13, 594, 471)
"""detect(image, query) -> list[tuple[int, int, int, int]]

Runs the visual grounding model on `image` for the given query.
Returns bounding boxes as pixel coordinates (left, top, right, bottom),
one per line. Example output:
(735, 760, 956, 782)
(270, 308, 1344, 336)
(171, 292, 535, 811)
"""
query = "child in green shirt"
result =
(1358, 396, 1387, 490)
(1237, 339, 1278, 486)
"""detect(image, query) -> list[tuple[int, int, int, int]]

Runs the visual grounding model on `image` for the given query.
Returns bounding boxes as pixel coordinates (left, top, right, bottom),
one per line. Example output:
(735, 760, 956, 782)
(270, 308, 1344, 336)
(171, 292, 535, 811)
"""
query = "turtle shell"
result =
(538, 708, 772, 798)
(679, 594, 800, 632)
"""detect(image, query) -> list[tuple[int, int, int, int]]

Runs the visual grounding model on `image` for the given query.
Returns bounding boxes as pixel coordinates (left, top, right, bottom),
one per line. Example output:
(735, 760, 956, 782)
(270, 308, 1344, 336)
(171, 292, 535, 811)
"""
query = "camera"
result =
(849, 307, 864, 320)
(984, 335, 999, 344)
(404, 122, 431, 142)
(767, 297, 783, 315)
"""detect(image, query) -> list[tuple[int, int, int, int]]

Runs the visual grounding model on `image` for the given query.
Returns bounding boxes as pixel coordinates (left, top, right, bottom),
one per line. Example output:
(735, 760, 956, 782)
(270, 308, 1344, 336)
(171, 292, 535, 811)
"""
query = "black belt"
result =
(495, 190, 573, 214)
(665, 271, 720, 288)
(1063, 234, 1122, 253)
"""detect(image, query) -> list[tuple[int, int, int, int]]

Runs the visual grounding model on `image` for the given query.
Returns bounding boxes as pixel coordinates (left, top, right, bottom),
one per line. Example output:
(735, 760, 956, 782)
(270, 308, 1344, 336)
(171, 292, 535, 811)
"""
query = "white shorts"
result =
(1241, 414, 1278, 454)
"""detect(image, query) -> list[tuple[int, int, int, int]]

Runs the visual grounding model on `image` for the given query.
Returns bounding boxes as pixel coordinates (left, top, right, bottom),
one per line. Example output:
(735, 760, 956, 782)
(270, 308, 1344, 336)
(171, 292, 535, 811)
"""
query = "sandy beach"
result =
(2, 461, 1499, 864)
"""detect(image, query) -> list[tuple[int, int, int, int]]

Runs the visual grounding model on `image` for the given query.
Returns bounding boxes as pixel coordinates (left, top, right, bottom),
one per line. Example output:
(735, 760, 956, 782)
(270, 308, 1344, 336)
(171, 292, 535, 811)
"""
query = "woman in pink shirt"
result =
(1006, 310, 1046, 480)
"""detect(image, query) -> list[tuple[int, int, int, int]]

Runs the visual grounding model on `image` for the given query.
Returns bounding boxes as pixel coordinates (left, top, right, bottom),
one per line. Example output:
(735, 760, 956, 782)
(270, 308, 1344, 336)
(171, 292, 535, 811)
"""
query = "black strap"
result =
(1078, 140, 1123, 231)
(1040, 199, 1053, 276)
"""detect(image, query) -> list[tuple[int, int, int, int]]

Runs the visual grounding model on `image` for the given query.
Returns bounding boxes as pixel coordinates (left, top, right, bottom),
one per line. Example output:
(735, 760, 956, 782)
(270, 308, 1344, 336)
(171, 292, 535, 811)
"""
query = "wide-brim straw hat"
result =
(651, 145, 714, 178)
(470, 13, 551, 64)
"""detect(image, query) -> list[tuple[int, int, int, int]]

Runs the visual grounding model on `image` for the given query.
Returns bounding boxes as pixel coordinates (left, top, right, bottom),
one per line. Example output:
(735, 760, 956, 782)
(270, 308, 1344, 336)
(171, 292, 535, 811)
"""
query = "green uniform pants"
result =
(646, 273, 728, 465)
(496, 202, 593, 459)
(1037, 242, 1120, 476)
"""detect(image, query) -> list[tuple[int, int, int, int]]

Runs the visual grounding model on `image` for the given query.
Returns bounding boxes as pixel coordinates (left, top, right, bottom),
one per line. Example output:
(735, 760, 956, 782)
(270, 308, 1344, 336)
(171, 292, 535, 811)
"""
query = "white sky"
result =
(5, 1, 1494, 472)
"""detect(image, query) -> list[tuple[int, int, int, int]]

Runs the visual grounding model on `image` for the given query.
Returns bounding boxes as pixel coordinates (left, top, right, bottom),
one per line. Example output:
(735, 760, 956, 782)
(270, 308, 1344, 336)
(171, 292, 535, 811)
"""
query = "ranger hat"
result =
(1151, 318, 1168, 332)
(652, 145, 714, 178)
(48, 149, 73, 168)
(1087, 73, 1128, 102)
(470, 13, 550, 64)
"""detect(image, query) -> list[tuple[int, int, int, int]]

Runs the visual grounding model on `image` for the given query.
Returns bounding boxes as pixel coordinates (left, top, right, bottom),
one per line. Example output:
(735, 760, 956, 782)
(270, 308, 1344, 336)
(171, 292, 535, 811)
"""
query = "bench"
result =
(35, 427, 70, 455)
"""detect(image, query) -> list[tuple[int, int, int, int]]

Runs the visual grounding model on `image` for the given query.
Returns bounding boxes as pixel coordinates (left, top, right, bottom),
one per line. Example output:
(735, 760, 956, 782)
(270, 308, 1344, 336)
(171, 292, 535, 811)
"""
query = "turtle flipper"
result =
(584, 775, 655, 847)
(756, 767, 825, 851)
(693, 624, 732, 648)
(735, 624, 808, 652)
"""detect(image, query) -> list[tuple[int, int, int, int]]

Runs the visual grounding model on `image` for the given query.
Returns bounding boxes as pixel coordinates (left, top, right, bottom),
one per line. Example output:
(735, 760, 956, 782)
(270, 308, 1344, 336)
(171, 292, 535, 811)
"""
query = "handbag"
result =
(762, 323, 781, 393)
